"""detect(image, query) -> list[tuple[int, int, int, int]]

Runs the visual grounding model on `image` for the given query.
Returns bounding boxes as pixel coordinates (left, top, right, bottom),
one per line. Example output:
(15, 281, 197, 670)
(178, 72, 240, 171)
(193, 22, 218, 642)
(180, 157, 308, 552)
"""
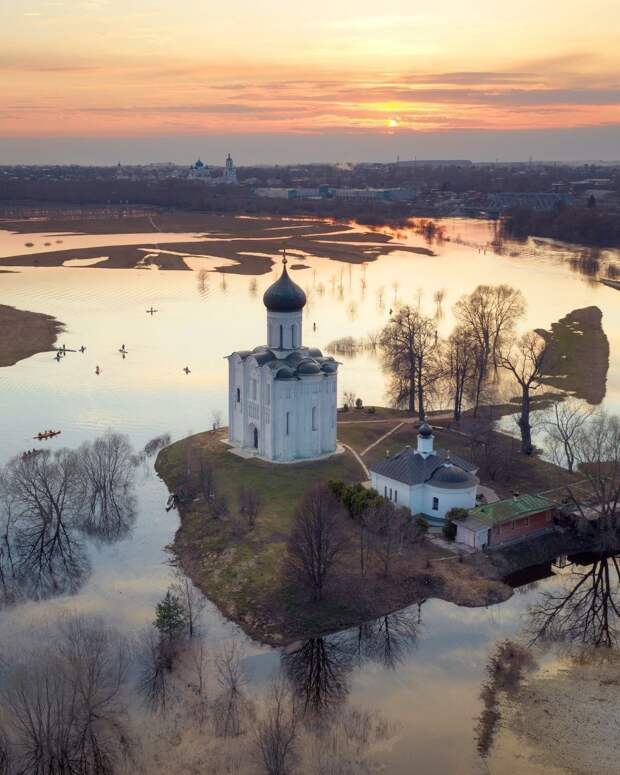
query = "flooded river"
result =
(1, 217, 618, 773)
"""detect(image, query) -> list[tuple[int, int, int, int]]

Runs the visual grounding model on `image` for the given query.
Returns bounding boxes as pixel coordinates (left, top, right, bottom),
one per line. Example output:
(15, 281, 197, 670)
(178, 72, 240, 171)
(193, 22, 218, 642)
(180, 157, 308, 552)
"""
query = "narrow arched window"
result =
(279, 325, 283, 349)
(236, 387, 240, 403)
(291, 324, 296, 348)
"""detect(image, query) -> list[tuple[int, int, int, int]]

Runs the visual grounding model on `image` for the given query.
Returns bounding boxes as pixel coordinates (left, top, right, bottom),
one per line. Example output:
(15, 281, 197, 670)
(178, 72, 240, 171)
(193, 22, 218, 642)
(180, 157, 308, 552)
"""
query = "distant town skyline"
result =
(2, 0, 619, 163)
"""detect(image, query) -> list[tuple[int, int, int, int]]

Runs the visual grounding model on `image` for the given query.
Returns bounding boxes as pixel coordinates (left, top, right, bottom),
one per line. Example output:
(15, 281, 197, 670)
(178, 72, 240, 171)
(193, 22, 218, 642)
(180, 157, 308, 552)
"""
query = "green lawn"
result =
(155, 430, 365, 642)
(337, 420, 402, 454)
(156, 427, 512, 643)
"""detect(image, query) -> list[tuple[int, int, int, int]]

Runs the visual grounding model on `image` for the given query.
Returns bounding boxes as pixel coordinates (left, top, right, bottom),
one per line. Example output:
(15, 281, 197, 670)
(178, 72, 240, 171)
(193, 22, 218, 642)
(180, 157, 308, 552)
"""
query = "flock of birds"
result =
(52, 306, 192, 376)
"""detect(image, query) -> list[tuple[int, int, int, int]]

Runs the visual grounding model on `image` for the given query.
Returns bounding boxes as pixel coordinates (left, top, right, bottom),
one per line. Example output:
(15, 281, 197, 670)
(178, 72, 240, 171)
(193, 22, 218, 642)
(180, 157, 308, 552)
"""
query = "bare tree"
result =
(445, 325, 475, 421)
(187, 636, 209, 724)
(4, 450, 89, 601)
(213, 641, 251, 737)
(379, 306, 441, 418)
(454, 284, 525, 370)
(367, 501, 411, 578)
(254, 674, 299, 775)
(569, 411, 620, 538)
(136, 626, 171, 713)
(286, 486, 348, 602)
(171, 571, 205, 638)
(239, 486, 263, 528)
(0, 615, 131, 774)
(78, 432, 138, 541)
(542, 398, 595, 472)
(358, 509, 371, 579)
(454, 285, 525, 414)
(342, 390, 357, 409)
(499, 331, 548, 455)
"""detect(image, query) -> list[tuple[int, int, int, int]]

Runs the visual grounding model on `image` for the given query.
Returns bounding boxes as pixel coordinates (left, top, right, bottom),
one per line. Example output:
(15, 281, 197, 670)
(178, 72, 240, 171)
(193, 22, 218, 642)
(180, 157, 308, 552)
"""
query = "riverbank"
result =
(0, 304, 63, 367)
(155, 428, 511, 646)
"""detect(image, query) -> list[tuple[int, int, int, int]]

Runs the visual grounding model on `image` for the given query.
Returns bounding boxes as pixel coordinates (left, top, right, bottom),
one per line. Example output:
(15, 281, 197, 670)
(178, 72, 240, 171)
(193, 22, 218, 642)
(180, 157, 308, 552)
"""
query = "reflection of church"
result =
(227, 257, 339, 462)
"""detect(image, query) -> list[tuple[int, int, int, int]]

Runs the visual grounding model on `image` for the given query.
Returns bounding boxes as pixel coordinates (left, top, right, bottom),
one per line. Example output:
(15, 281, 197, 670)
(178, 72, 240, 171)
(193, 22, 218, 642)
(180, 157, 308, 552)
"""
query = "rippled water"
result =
(1, 218, 618, 773)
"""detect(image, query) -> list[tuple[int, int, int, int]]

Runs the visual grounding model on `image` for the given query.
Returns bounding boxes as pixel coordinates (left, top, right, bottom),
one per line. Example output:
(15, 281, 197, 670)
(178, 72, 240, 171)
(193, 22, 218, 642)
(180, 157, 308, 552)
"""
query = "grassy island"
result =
(0, 304, 63, 367)
(156, 426, 512, 646)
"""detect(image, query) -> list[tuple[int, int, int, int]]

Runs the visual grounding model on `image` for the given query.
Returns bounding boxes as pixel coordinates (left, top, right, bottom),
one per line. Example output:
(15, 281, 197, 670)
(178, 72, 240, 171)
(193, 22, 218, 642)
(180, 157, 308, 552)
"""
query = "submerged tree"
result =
(212, 641, 252, 737)
(0, 614, 131, 774)
(78, 432, 138, 541)
(0, 433, 138, 607)
(254, 674, 300, 775)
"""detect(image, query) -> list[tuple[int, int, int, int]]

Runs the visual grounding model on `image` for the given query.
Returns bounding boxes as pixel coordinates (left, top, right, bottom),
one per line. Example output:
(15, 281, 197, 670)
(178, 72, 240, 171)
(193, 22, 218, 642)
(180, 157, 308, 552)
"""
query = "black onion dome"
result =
(275, 366, 296, 380)
(418, 421, 433, 438)
(429, 464, 477, 489)
(296, 359, 321, 375)
(263, 260, 307, 312)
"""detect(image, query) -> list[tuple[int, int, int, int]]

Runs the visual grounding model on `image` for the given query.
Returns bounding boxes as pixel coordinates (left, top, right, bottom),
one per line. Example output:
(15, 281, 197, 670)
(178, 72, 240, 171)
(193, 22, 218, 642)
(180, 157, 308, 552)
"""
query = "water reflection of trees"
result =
(282, 608, 419, 718)
(528, 554, 620, 648)
(0, 432, 138, 606)
(475, 641, 536, 758)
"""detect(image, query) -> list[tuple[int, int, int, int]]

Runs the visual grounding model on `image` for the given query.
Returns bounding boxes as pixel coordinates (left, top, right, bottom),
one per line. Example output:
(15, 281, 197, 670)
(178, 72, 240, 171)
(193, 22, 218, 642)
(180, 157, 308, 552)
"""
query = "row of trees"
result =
(379, 283, 551, 454)
(285, 484, 427, 604)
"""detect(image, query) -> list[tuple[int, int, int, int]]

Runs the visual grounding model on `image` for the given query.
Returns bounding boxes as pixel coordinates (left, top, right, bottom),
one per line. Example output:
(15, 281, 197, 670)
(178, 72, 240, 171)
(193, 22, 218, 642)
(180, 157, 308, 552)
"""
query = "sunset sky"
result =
(1, 0, 619, 163)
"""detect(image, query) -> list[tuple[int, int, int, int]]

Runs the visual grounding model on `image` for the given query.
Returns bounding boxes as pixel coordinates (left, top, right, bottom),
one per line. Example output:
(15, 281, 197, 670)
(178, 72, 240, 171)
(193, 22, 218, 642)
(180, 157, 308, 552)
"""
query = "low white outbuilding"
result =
(369, 423, 479, 525)
(455, 517, 490, 549)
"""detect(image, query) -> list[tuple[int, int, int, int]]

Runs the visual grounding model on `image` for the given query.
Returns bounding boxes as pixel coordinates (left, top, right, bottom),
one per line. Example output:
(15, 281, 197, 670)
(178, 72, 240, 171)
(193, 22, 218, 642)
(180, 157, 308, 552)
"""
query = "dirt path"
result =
(340, 443, 370, 478)
(360, 421, 405, 457)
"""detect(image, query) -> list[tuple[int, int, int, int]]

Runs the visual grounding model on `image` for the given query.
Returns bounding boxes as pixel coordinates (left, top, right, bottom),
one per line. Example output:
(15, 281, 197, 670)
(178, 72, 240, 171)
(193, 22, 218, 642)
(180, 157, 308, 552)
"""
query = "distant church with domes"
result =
(227, 255, 339, 462)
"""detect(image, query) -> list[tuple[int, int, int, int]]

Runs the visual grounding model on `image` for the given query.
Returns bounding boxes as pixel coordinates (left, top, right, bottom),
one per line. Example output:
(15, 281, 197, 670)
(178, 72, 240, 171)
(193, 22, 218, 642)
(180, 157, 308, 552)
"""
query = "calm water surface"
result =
(1, 218, 617, 773)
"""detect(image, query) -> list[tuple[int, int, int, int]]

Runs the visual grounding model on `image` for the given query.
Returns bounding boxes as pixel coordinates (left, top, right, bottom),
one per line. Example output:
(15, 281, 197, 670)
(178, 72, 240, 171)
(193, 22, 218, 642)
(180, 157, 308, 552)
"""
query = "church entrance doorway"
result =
(252, 426, 259, 449)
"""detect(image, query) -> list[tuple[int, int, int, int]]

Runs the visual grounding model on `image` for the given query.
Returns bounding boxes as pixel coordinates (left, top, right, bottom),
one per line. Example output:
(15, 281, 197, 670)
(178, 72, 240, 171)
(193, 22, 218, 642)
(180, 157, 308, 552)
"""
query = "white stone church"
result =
(227, 257, 339, 462)
(369, 423, 479, 523)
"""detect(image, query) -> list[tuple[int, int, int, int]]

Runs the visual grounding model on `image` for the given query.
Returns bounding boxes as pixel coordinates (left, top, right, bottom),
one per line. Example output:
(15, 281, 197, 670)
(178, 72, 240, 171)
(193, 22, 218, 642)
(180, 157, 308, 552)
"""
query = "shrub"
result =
(355, 397, 363, 409)
(415, 515, 429, 533)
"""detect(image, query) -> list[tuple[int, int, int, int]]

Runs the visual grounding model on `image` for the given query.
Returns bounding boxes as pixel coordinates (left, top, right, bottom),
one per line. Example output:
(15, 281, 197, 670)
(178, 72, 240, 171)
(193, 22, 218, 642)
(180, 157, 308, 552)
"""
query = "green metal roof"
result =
(469, 494, 555, 527)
